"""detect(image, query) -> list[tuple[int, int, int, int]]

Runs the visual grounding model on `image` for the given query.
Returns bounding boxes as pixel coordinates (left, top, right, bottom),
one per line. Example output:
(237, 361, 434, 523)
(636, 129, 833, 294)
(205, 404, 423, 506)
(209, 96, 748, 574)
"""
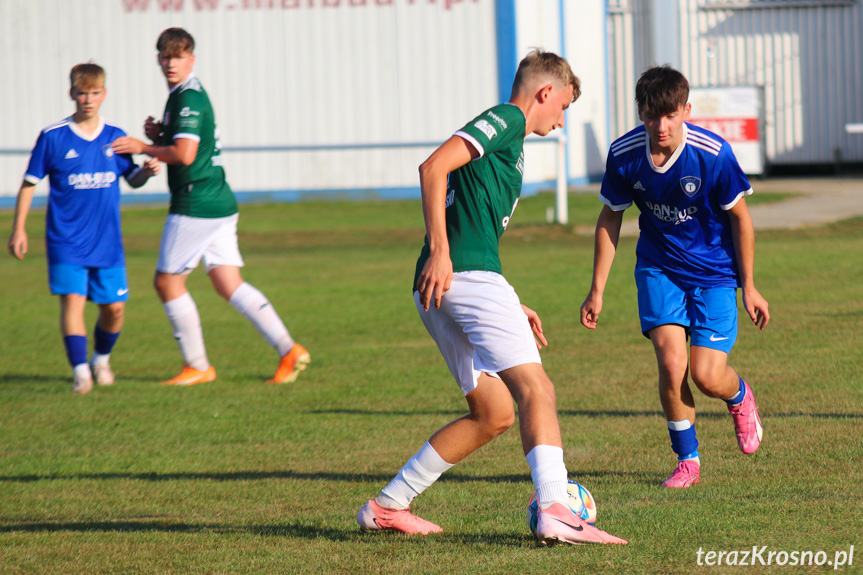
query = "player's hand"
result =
(416, 252, 453, 311)
(8, 229, 28, 260)
(144, 116, 162, 142)
(580, 291, 603, 329)
(742, 286, 770, 330)
(521, 304, 548, 350)
(142, 157, 161, 177)
(112, 136, 144, 155)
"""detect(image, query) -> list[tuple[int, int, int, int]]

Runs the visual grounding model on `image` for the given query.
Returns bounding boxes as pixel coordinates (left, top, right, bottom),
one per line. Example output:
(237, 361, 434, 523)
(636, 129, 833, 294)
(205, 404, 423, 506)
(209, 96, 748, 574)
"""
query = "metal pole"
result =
(556, 134, 568, 224)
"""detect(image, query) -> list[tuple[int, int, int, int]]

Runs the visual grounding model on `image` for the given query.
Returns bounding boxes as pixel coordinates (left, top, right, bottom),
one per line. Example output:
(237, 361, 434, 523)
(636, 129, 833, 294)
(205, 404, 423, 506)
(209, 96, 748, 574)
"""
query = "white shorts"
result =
(157, 213, 245, 274)
(414, 270, 542, 395)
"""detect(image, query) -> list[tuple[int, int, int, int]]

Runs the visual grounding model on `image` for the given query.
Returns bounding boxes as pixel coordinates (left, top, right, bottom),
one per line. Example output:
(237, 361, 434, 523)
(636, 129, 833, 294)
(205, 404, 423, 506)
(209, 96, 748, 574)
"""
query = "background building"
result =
(1, 0, 861, 208)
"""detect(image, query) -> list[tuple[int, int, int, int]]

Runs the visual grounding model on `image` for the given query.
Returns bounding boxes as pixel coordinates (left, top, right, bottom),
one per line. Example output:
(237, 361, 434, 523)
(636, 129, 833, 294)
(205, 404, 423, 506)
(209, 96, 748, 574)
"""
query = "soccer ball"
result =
(527, 480, 597, 534)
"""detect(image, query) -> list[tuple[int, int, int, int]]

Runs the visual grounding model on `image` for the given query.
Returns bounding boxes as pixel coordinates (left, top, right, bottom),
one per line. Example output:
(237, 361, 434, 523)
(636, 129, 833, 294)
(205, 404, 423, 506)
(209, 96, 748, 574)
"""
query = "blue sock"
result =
(63, 335, 88, 367)
(725, 377, 746, 406)
(668, 420, 700, 461)
(94, 325, 121, 355)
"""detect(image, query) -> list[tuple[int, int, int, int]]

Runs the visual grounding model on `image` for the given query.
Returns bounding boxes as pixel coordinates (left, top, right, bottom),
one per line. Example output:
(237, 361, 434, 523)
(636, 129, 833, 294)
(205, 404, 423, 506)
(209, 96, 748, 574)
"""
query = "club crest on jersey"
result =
(680, 176, 702, 197)
(102, 144, 115, 158)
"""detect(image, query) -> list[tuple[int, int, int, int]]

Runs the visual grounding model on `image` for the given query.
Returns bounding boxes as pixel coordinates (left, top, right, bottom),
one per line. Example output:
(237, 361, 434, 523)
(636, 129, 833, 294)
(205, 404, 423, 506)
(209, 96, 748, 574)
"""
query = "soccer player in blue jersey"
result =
(7, 63, 160, 394)
(580, 66, 769, 488)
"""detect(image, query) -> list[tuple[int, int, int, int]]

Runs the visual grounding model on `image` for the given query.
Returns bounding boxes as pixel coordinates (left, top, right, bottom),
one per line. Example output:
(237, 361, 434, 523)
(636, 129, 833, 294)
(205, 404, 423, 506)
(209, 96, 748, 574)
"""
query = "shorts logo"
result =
(709, 334, 729, 342)
(474, 119, 498, 140)
(117, 288, 129, 296)
(680, 176, 702, 197)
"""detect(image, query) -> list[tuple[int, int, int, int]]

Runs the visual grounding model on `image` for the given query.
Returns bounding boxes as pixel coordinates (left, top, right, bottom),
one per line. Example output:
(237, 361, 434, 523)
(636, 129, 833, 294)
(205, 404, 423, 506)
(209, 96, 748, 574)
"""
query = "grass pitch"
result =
(0, 192, 861, 574)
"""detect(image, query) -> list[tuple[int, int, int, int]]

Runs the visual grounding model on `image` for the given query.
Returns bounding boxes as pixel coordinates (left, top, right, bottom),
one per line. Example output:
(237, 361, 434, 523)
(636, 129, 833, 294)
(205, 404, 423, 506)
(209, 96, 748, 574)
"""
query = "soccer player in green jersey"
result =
(356, 50, 627, 545)
(112, 28, 309, 386)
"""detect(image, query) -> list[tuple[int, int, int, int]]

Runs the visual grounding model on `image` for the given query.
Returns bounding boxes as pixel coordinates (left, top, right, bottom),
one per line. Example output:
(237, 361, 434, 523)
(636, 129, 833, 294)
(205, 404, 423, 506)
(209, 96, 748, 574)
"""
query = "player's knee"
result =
(102, 303, 124, 324)
(689, 364, 725, 396)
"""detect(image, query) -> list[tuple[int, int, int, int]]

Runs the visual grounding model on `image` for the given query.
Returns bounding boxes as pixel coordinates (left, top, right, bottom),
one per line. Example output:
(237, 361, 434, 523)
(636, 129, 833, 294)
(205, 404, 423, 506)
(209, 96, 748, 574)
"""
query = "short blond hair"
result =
(512, 49, 581, 102)
(70, 63, 105, 92)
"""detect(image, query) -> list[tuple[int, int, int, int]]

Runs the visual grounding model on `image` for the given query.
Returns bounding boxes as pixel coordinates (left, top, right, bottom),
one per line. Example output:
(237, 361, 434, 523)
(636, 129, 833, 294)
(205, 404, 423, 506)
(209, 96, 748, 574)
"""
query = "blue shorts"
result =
(634, 265, 738, 353)
(48, 264, 129, 304)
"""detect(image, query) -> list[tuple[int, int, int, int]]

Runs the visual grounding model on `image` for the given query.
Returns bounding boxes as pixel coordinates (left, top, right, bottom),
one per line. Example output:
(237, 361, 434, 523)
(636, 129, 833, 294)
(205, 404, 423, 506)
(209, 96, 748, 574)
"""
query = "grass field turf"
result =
(0, 192, 860, 574)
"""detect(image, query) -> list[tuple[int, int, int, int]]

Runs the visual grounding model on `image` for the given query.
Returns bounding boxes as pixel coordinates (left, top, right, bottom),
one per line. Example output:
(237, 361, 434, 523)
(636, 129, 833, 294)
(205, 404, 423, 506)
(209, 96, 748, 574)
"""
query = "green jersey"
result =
(162, 74, 238, 218)
(414, 103, 526, 288)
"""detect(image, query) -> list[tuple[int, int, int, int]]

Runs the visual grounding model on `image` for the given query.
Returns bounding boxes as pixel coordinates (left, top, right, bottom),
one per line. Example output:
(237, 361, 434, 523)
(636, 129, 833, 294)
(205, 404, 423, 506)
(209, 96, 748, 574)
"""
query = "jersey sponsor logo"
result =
(644, 200, 697, 225)
(68, 171, 117, 190)
(486, 110, 508, 129)
(179, 106, 200, 118)
(211, 156, 224, 167)
(474, 119, 497, 140)
(680, 176, 702, 197)
(445, 188, 455, 208)
(103, 144, 115, 158)
(516, 152, 524, 175)
(64, 149, 79, 160)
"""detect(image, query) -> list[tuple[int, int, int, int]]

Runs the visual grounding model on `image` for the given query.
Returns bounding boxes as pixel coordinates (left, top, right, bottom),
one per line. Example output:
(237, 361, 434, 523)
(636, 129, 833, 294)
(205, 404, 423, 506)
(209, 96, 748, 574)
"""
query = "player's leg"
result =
(204, 216, 308, 384)
(359, 373, 515, 534)
(154, 215, 216, 386)
(689, 286, 762, 454)
(88, 267, 129, 386)
(50, 263, 92, 394)
(59, 294, 92, 394)
(498, 362, 626, 545)
(636, 265, 701, 487)
(650, 324, 701, 487)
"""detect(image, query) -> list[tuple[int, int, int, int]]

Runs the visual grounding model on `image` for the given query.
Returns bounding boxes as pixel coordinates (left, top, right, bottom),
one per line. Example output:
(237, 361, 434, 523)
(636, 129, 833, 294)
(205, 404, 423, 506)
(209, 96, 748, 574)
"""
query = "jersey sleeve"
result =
(714, 143, 753, 210)
(455, 105, 523, 158)
(599, 150, 633, 211)
(24, 131, 50, 184)
(172, 89, 207, 143)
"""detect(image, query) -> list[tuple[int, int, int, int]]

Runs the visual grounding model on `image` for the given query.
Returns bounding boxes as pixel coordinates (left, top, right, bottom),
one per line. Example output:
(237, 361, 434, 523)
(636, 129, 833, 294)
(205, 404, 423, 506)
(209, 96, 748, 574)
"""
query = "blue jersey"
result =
(25, 117, 139, 267)
(600, 123, 752, 288)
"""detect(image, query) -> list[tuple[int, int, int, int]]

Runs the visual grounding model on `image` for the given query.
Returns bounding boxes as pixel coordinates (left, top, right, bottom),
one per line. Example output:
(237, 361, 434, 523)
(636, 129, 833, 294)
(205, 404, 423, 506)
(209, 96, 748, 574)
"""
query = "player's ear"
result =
(683, 102, 692, 120)
(537, 83, 553, 103)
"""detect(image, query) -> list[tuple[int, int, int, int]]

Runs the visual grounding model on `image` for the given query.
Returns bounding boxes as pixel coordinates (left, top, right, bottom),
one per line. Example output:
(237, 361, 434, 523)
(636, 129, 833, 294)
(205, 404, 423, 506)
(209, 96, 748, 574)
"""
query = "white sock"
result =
(378, 442, 454, 510)
(91, 353, 110, 366)
(526, 445, 569, 507)
(163, 293, 209, 372)
(229, 282, 294, 357)
(73, 363, 92, 380)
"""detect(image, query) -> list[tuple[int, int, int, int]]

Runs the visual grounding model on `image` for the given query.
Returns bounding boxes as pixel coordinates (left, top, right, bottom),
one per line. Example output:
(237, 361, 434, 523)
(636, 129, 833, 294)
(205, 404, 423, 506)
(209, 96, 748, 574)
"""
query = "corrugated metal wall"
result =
(606, 0, 863, 167)
(1, 0, 500, 198)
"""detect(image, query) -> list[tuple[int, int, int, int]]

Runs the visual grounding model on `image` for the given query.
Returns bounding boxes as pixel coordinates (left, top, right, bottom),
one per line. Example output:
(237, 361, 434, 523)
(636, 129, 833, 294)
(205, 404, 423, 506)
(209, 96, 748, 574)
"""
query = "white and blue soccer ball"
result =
(527, 480, 597, 534)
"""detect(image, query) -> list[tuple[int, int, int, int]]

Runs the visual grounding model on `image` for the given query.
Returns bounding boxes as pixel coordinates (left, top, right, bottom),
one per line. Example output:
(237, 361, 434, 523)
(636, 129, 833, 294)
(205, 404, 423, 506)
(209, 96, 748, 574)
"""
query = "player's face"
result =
(533, 84, 574, 137)
(158, 50, 195, 88)
(640, 103, 691, 153)
(71, 85, 107, 121)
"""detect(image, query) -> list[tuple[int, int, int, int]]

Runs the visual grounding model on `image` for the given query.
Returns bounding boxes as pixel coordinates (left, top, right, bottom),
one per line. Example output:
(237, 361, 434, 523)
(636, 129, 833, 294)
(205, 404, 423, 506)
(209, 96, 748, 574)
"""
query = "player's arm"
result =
(580, 205, 624, 329)
(727, 197, 770, 330)
(415, 135, 477, 311)
(521, 304, 548, 350)
(7, 181, 36, 260)
(112, 136, 197, 166)
(125, 157, 162, 189)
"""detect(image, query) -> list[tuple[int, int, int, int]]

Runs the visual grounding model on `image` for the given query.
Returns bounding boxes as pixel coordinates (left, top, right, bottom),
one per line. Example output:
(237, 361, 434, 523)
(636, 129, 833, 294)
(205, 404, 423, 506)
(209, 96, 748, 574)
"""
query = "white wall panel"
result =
(1, 0, 502, 198)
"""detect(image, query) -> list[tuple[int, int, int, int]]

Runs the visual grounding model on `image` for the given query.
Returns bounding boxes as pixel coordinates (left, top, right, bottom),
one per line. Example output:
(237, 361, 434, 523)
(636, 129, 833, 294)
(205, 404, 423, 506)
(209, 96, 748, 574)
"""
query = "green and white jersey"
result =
(162, 73, 238, 218)
(414, 103, 526, 288)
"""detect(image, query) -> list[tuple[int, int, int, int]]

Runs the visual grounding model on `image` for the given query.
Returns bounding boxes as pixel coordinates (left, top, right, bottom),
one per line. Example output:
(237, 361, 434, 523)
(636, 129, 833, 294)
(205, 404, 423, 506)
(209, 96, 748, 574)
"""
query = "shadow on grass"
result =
(0, 520, 530, 546)
(0, 468, 653, 484)
(313, 408, 862, 420)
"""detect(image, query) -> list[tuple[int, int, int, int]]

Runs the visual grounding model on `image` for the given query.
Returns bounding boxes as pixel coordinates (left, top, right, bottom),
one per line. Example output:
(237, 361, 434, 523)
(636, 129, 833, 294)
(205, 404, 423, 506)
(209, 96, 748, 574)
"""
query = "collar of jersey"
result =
(646, 123, 687, 174)
(169, 72, 196, 95)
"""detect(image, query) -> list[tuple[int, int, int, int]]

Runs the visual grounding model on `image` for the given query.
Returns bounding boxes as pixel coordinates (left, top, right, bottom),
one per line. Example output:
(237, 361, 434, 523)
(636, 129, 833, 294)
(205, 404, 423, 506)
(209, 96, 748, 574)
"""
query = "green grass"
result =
(0, 192, 861, 574)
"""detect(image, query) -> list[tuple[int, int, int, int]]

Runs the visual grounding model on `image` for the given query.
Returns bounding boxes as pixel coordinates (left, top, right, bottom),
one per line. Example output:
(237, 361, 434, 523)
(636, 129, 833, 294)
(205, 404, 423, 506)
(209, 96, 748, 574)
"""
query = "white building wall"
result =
(1, 0, 606, 202)
(606, 0, 863, 168)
